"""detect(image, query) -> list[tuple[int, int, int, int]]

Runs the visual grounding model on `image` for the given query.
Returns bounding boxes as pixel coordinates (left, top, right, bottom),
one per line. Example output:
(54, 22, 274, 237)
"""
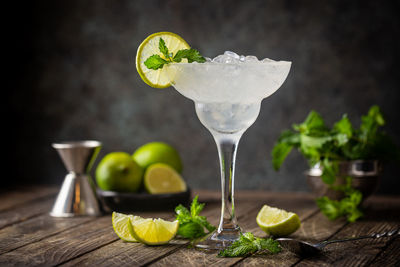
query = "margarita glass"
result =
(166, 54, 291, 249)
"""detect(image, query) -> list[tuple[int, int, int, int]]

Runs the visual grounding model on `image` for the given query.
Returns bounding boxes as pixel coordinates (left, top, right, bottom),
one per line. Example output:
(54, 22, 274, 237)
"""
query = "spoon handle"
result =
(319, 228, 399, 248)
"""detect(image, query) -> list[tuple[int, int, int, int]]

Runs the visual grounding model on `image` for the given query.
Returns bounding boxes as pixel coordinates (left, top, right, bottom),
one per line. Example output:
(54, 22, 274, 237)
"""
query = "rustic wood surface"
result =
(0, 186, 398, 267)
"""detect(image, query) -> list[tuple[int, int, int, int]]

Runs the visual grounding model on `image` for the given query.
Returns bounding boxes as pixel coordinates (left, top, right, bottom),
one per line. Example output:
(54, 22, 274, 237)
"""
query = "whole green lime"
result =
(132, 142, 182, 173)
(96, 152, 143, 192)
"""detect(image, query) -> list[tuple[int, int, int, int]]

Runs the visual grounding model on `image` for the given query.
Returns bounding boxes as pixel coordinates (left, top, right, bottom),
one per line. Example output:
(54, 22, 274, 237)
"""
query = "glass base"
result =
(194, 226, 241, 250)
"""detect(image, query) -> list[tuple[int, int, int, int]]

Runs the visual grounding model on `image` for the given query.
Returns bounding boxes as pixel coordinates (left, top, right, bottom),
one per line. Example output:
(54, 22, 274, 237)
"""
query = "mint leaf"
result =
(299, 134, 333, 164)
(272, 142, 293, 171)
(177, 222, 205, 238)
(158, 38, 170, 59)
(175, 204, 192, 224)
(316, 196, 341, 220)
(334, 133, 349, 146)
(340, 190, 363, 222)
(271, 130, 300, 171)
(193, 215, 216, 232)
(218, 233, 281, 257)
(317, 177, 363, 222)
(320, 158, 338, 184)
(190, 195, 204, 217)
(144, 55, 168, 70)
(256, 237, 282, 254)
(333, 114, 353, 139)
(300, 135, 332, 150)
(175, 196, 216, 239)
(173, 48, 206, 63)
(293, 111, 328, 134)
(359, 105, 385, 147)
(333, 114, 353, 147)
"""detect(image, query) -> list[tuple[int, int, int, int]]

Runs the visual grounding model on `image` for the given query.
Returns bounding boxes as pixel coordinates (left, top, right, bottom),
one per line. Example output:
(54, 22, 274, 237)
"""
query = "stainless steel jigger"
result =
(50, 140, 102, 217)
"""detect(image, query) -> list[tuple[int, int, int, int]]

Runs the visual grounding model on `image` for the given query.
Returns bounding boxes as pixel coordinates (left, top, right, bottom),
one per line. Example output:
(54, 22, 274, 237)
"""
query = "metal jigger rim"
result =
(52, 140, 102, 149)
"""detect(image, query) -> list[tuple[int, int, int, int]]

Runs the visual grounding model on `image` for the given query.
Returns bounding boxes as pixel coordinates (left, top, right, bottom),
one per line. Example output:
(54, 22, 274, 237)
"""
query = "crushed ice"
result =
(211, 51, 272, 63)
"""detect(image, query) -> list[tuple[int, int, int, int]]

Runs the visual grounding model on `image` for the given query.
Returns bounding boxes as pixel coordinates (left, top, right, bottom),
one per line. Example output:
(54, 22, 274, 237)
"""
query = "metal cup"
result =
(50, 140, 102, 217)
(305, 160, 381, 200)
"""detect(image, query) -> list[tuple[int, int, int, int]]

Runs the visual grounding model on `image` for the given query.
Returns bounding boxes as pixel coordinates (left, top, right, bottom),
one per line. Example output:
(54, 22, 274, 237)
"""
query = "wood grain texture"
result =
(0, 196, 54, 229)
(229, 197, 324, 267)
(0, 216, 113, 266)
(61, 196, 274, 266)
(295, 198, 400, 267)
(235, 196, 400, 267)
(0, 186, 57, 211)
(61, 199, 273, 267)
(0, 215, 95, 255)
(150, 194, 318, 267)
(368, 237, 400, 267)
(59, 203, 220, 267)
(0, 187, 398, 267)
(0, 209, 186, 266)
(234, 212, 348, 267)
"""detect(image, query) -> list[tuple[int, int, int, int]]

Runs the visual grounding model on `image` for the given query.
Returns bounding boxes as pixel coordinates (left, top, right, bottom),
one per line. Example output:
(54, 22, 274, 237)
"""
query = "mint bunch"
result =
(175, 196, 216, 239)
(144, 38, 206, 70)
(218, 232, 281, 257)
(272, 105, 399, 222)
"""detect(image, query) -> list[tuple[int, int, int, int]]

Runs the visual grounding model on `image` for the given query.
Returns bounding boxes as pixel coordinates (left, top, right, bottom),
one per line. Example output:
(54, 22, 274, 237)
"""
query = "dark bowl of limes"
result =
(95, 142, 190, 212)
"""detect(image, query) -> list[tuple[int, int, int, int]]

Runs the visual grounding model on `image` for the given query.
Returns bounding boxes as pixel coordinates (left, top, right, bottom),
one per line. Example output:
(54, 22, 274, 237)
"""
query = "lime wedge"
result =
(256, 205, 301, 237)
(129, 218, 179, 245)
(112, 212, 144, 242)
(136, 32, 190, 88)
(144, 163, 187, 194)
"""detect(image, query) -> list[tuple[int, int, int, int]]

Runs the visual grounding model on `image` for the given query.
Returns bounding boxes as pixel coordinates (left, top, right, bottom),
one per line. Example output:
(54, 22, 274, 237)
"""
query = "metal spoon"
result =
(276, 228, 399, 257)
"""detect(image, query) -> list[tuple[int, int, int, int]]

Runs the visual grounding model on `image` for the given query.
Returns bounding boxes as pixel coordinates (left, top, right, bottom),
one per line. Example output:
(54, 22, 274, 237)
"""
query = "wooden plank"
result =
(60, 239, 188, 267)
(59, 202, 221, 267)
(0, 214, 95, 255)
(0, 216, 112, 266)
(150, 246, 240, 267)
(368, 237, 400, 267)
(0, 186, 57, 211)
(0, 210, 178, 267)
(0, 196, 54, 229)
(295, 198, 400, 267)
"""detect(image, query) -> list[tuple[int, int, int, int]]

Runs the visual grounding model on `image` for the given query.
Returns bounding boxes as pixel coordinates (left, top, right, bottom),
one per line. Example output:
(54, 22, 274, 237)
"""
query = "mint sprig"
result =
(175, 196, 216, 239)
(316, 176, 363, 222)
(158, 38, 171, 59)
(218, 232, 281, 257)
(144, 38, 206, 70)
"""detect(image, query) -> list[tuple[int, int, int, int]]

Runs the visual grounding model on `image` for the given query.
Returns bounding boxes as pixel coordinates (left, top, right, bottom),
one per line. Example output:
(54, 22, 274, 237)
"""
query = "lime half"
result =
(256, 205, 301, 237)
(144, 163, 187, 194)
(129, 218, 179, 245)
(136, 32, 190, 88)
(112, 212, 144, 242)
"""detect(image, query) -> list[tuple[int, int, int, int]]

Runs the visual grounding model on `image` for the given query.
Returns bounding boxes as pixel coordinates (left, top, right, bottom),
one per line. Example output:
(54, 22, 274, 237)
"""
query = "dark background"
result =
(7, 0, 400, 194)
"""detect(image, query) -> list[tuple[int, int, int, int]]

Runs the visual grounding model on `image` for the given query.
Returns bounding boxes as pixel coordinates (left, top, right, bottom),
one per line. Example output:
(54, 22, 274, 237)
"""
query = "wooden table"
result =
(0, 186, 399, 266)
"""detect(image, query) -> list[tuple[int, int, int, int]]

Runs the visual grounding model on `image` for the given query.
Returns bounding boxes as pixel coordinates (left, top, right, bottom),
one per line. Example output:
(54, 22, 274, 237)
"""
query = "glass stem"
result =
(212, 131, 243, 238)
